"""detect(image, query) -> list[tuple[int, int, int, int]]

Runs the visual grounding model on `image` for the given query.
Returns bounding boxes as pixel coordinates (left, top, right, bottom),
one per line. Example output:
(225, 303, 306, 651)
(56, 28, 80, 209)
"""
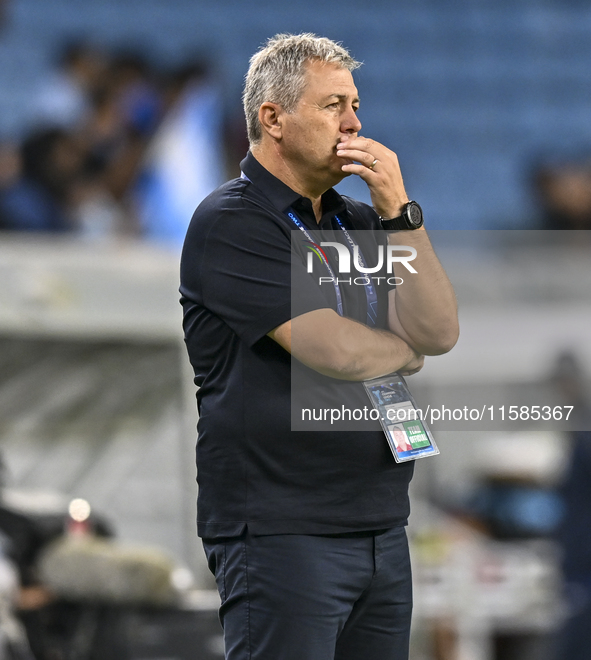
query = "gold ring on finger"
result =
(368, 158, 378, 171)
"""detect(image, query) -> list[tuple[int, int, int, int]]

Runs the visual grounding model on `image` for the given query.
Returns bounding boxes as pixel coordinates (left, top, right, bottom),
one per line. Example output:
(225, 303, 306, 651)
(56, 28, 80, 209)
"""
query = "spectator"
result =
(132, 59, 226, 244)
(552, 351, 591, 660)
(31, 41, 107, 130)
(0, 129, 83, 232)
(0, 141, 22, 230)
(533, 161, 591, 230)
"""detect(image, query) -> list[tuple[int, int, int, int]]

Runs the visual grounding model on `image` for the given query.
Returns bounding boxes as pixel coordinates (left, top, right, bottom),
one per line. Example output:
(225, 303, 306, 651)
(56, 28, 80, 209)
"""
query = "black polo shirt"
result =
(180, 152, 414, 539)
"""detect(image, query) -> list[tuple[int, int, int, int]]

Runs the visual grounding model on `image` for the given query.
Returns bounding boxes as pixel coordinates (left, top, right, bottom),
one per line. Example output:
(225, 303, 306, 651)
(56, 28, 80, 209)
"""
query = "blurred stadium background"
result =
(1, 1, 591, 659)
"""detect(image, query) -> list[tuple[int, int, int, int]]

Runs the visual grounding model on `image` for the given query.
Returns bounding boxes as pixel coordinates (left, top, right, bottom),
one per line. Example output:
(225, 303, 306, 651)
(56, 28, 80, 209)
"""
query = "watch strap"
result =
(380, 201, 423, 231)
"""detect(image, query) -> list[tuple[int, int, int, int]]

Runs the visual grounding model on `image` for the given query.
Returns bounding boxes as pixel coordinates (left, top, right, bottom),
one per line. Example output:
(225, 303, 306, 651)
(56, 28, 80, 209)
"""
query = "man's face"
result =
(279, 60, 362, 190)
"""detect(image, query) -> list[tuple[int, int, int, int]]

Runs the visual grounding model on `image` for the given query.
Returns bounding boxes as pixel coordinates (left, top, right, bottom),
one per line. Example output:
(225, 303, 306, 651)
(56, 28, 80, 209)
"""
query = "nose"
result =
(341, 106, 361, 134)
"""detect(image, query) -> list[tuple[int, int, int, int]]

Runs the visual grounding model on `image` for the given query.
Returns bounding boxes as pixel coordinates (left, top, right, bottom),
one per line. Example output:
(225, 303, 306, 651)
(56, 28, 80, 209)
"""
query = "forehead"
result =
(300, 60, 358, 99)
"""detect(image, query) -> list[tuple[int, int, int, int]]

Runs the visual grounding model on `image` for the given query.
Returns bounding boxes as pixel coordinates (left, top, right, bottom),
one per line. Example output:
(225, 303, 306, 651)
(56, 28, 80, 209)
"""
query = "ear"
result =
(258, 102, 284, 141)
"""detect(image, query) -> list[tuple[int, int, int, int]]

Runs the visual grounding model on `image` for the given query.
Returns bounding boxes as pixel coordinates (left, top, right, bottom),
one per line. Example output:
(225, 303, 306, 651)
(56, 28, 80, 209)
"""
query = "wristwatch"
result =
(380, 201, 424, 231)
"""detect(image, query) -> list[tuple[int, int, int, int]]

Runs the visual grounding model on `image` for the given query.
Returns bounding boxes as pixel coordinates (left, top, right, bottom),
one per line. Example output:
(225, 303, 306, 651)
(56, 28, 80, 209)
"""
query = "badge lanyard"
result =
(285, 207, 378, 327)
(240, 171, 378, 327)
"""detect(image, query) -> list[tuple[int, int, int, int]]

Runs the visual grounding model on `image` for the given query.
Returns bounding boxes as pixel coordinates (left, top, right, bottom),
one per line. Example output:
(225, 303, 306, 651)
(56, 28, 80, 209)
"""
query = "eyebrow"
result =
(325, 94, 360, 104)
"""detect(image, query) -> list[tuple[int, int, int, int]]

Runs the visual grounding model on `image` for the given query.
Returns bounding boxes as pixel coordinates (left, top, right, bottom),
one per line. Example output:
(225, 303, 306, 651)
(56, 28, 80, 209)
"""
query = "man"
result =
(180, 33, 458, 660)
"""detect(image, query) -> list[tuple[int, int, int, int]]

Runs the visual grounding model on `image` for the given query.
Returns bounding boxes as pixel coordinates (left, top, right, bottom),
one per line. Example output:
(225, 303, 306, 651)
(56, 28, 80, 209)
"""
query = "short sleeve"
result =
(182, 202, 332, 347)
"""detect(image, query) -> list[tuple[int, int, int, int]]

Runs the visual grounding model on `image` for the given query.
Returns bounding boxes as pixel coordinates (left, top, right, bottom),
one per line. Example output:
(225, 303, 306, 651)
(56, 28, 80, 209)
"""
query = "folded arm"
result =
(268, 308, 424, 381)
(387, 230, 459, 355)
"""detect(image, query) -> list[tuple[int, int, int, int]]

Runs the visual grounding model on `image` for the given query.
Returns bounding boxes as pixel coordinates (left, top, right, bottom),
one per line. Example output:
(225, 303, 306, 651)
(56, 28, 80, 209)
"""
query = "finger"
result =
(336, 148, 377, 167)
(341, 162, 377, 178)
(339, 139, 400, 169)
(337, 136, 374, 152)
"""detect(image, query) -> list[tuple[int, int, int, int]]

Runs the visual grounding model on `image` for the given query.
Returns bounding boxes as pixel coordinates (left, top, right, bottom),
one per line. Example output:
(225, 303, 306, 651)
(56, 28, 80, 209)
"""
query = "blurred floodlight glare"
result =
(68, 498, 91, 522)
(170, 566, 194, 591)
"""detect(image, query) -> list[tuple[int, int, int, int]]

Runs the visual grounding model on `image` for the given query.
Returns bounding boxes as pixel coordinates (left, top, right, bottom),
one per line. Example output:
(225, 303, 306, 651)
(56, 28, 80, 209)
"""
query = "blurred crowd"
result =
(0, 41, 245, 243)
(2, 40, 591, 241)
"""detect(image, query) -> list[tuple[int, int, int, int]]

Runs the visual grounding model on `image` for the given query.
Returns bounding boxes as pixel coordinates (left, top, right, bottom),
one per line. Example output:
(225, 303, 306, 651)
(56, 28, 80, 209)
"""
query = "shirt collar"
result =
(240, 151, 347, 225)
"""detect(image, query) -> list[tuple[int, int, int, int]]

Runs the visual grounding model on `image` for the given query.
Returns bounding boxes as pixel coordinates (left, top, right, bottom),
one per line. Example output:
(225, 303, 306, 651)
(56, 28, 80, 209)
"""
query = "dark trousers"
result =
(203, 526, 413, 660)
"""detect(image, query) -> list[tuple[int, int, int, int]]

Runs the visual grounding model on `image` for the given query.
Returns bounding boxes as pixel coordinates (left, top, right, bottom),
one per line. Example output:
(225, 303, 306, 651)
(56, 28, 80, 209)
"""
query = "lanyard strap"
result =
(333, 215, 378, 327)
(286, 209, 344, 318)
(286, 207, 378, 327)
(240, 171, 377, 326)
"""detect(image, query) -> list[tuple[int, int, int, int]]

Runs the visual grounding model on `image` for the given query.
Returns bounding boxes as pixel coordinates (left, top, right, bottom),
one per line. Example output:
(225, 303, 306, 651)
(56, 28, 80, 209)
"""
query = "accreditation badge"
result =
(363, 374, 439, 463)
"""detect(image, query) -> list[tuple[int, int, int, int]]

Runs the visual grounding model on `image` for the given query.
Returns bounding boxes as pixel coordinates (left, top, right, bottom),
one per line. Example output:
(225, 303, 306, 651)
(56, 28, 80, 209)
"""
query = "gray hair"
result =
(243, 33, 361, 146)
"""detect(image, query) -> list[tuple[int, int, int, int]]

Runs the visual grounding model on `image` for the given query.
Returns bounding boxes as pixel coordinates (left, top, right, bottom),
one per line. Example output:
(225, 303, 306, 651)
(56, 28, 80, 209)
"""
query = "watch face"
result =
(406, 202, 423, 227)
